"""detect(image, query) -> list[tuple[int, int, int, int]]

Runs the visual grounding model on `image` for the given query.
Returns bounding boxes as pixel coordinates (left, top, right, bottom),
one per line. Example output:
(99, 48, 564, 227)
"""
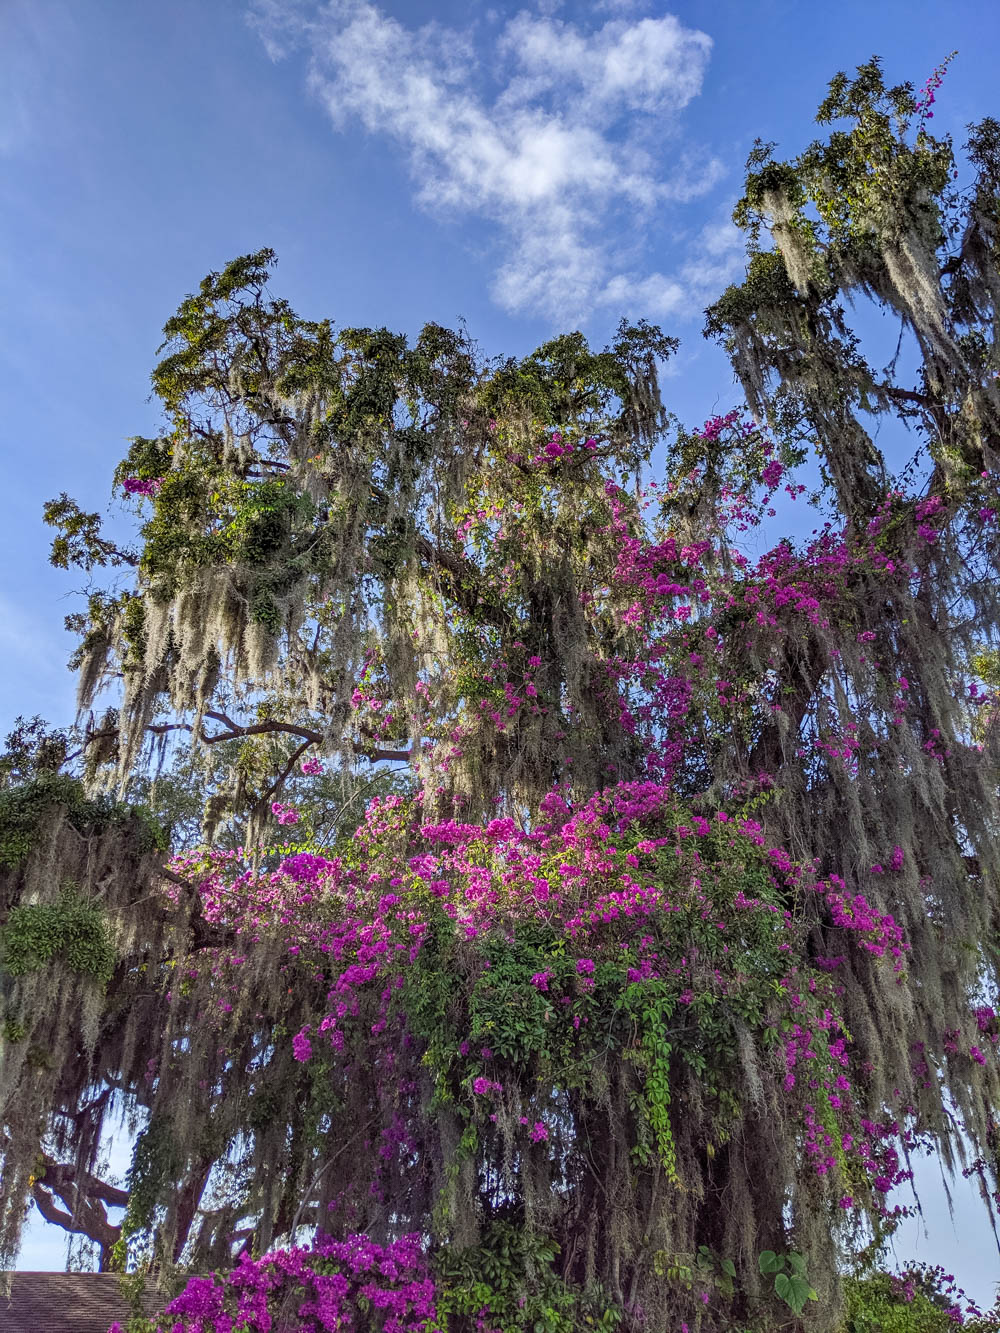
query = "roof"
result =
(1, 1273, 157, 1333)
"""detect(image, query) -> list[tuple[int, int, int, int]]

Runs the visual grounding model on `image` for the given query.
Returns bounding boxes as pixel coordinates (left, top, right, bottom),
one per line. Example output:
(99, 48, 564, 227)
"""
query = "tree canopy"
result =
(3, 55, 1000, 1333)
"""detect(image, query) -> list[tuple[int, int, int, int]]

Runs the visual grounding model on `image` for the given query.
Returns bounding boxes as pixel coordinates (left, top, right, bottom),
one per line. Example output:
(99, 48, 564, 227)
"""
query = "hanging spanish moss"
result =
(3, 55, 1000, 1333)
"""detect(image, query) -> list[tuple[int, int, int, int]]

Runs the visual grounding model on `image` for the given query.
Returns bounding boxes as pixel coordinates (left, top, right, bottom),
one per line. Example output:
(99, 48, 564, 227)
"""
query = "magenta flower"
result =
(123, 476, 163, 498)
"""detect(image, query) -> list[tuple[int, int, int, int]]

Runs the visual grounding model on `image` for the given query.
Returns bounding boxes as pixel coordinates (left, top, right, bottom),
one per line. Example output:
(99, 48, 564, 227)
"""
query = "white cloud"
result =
(496, 12, 711, 121)
(680, 217, 747, 300)
(247, 0, 729, 323)
(592, 0, 653, 14)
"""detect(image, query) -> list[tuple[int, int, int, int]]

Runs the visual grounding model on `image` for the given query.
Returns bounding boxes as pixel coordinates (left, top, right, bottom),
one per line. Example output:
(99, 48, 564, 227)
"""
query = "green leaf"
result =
(775, 1272, 815, 1316)
(758, 1250, 781, 1274)
(721, 1258, 737, 1279)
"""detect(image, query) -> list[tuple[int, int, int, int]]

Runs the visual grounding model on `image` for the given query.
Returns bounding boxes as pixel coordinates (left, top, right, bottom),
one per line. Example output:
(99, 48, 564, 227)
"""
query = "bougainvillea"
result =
(4, 54, 1000, 1333)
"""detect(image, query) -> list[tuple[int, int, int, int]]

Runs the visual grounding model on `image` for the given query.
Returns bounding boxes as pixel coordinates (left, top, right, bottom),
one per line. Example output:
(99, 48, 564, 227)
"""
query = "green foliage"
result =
(625, 987, 679, 1182)
(843, 1275, 951, 1332)
(0, 716, 71, 790)
(655, 1244, 738, 1302)
(0, 770, 166, 868)
(119, 593, 147, 668)
(704, 249, 796, 337)
(735, 56, 953, 252)
(434, 1223, 622, 1333)
(116, 1271, 155, 1324)
(843, 1270, 1000, 1331)
(1, 890, 115, 984)
(43, 493, 136, 570)
(480, 320, 677, 461)
(122, 1120, 182, 1248)
(758, 1251, 819, 1318)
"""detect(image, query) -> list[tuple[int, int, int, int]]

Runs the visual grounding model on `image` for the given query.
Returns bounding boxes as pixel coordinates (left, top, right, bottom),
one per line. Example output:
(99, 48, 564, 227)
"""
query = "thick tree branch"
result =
(31, 1184, 75, 1232)
(32, 1164, 123, 1268)
(200, 710, 410, 763)
(878, 384, 939, 411)
(156, 865, 236, 948)
(259, 737, 313, 807)
(39, 1158, 129, 1210)
(84, 714, 411, 767)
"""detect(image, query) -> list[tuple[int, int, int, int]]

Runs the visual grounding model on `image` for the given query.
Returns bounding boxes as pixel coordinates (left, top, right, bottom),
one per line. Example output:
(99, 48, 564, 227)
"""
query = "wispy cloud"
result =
(0, 0, 76, 158)
(680, 217, 747, 301)
(591, 0, 656, 15)
(247, 1, 736, 323)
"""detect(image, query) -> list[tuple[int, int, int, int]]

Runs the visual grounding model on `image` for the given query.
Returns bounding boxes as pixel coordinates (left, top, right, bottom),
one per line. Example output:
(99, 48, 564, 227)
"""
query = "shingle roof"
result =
(1, 1272, 157, 1333)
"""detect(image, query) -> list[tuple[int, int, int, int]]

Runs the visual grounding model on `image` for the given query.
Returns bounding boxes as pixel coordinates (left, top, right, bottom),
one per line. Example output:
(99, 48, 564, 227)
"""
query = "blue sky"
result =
(4, 0, 1000, 1301)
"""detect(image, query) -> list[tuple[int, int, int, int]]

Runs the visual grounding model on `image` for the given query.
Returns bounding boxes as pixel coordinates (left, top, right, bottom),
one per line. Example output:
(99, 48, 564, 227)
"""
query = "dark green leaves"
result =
(1, 892, 115, 984)
(43, 494, 137, 571)
(759, 1250, 820, 1317)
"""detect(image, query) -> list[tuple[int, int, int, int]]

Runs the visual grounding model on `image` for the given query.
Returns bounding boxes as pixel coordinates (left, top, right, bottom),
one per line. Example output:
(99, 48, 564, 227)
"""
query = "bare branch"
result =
(32, 1163, 123, 1268)
(200, 710, 411, 763)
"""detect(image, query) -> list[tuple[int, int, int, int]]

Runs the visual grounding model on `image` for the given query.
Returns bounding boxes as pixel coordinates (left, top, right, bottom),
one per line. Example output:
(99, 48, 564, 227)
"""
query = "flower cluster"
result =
(271, 800, 300, 826)
(914, 51, 957, 122)
(114, 369, 1000, 1333)
(169, 772, 949, 1230)
(123, 476, 163, 497)
(528, 429, 599, 466)
(130, 1232, 437, 1333)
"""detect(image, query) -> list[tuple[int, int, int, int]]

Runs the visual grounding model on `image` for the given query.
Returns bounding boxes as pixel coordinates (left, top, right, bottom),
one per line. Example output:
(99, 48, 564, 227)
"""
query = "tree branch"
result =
(878, 385, 939, 410)
(413, 534, 511, 631)
(200, 710, 410, 763)
(32, 1163, 123, 1268)
(39, 1158, 129, 1210)
(259, 736, 313, 807)
(155, 865, 236, 948)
